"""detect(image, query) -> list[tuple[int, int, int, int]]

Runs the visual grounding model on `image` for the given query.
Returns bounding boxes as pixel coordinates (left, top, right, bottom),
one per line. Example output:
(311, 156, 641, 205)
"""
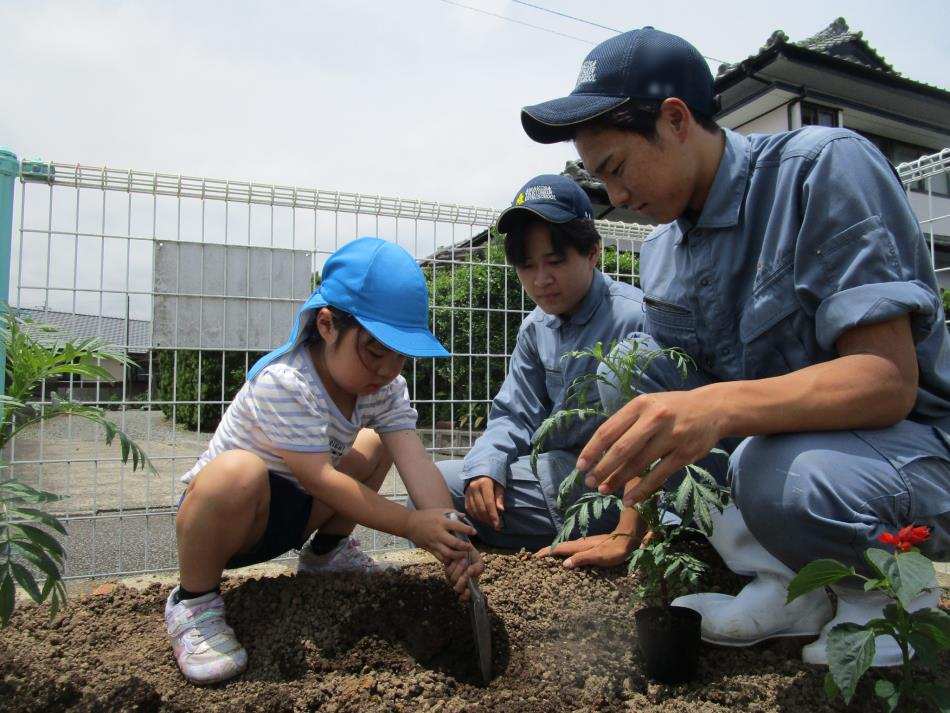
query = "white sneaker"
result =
(296, 536, 398, 574)
(165, 587, 247, 685)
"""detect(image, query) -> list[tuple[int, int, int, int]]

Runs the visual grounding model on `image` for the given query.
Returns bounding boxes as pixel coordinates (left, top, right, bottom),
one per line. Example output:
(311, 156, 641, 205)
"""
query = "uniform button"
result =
(700, 277, 710, 286)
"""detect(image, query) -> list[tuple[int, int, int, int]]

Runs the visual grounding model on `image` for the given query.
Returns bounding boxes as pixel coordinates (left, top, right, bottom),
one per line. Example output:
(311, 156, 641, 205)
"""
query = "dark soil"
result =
(1, 548, 947, 712)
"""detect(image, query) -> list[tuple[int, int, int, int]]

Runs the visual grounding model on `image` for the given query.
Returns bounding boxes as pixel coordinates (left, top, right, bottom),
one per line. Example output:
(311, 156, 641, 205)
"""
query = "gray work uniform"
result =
(434, 269, 645, 550)
(599, 127, 950, 573)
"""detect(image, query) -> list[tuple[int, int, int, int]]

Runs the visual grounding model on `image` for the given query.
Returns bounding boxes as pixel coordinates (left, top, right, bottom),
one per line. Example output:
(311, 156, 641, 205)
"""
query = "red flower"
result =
(878, 524, 930, 552)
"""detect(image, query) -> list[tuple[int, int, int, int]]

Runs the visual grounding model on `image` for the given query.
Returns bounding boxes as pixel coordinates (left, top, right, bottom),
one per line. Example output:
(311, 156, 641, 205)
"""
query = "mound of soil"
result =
(1, 550, 947, 712)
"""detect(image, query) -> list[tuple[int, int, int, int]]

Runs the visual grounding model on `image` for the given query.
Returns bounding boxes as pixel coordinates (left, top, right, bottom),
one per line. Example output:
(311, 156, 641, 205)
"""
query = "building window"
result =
(801, 102, 839, 128)
(859, 131, 950, 198)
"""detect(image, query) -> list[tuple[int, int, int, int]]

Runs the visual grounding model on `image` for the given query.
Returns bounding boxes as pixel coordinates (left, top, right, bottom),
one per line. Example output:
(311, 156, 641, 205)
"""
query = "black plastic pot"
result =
(634, 605, 702, 684)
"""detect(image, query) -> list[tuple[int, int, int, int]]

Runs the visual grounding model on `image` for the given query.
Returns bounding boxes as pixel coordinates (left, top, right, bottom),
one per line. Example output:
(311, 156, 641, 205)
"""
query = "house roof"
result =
(14, 308, 151, 353)
(716, 18, 950, 97)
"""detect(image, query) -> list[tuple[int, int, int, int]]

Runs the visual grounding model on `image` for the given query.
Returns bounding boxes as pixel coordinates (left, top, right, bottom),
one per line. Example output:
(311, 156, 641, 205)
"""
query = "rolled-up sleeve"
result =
(795, 134, 941, 349)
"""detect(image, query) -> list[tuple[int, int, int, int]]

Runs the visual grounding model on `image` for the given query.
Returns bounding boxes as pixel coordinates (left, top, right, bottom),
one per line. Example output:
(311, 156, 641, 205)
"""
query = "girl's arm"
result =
(380, 429, 485, 595)
(380, 429, 458, 510)
(277, 447, 472, 562)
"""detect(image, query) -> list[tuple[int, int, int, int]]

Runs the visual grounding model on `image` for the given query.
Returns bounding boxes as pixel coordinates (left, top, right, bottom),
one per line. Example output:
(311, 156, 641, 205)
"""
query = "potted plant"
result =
(532, 338, 727, 684)
(0, 307, 156, 626)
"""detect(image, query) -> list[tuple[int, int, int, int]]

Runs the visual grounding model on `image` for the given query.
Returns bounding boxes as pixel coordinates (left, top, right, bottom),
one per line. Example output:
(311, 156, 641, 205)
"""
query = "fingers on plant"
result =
(787, 525, 950, 710)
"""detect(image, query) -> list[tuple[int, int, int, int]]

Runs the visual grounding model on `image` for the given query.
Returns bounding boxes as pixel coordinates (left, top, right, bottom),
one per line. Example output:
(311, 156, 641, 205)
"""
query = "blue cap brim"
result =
(521, 95, 629, 144)
(355, 316, 449, 358)
(496, 203, 579, 237)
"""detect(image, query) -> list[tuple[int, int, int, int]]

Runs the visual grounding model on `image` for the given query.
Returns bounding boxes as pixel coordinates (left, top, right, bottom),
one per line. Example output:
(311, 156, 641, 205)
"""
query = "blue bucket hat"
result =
(496, 174, 593, 239)
(248, 237, 448, 380)
(521, 27, 717, 144)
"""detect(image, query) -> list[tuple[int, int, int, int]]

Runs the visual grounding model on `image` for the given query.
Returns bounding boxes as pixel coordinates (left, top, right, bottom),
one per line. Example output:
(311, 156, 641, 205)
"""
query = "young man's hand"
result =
(464, 476, 505, 530)
(407, 508, 475, 563)
(443, 548, 484, 602)
(534, 529, 651, 569)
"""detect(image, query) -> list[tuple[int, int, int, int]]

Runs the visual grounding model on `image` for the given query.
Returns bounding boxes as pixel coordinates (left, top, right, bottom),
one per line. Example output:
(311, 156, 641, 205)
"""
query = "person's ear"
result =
(660, 97, 691, 139)
(587, 241, 601, 268)
(314, 308, 337, 343)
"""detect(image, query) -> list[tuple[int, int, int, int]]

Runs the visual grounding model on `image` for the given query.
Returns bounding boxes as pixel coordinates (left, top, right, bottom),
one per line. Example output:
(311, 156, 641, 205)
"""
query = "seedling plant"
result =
(0, 308, 156, 626)
(531, 338, 728, 605)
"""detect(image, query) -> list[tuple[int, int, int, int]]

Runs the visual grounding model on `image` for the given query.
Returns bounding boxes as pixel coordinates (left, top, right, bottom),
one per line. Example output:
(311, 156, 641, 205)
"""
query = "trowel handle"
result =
(446, 512, 471, 543)
(446, 512, 482, 594)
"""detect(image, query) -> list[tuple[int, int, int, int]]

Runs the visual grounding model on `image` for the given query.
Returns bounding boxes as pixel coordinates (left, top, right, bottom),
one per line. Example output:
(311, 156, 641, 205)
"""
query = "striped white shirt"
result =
(181, 344, 418, 489)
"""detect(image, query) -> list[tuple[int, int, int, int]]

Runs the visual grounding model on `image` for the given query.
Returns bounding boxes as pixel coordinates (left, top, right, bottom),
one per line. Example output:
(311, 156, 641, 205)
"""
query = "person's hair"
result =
(306, 306, 359, 345)
(504, 217, 601, 268)
(576, 101, 719, 143)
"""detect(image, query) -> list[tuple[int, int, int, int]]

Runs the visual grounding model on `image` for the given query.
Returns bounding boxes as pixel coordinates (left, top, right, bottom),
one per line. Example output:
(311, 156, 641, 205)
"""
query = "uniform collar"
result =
(542, 269, 608, 328)
(673, 128, 750, 245)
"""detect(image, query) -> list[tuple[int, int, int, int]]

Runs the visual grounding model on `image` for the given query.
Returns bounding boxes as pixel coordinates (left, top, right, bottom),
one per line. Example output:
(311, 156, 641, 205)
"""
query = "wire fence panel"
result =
(7, 159, 643, 580)
(6, 149, 947, 582)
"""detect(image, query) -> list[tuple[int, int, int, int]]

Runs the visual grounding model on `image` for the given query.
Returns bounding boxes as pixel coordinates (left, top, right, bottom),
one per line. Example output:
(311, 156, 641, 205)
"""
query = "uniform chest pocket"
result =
(643, 296, 699, 355)
(739, 265, 808, 376)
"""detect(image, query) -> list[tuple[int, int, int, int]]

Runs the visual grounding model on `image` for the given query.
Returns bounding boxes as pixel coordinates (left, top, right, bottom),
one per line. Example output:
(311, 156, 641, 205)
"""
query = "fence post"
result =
(0, 147, 16, 396)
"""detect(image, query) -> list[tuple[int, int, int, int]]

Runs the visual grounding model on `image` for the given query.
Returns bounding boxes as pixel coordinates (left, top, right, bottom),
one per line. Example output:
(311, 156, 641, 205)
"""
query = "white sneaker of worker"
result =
(297, 536, 399, 574)
(801, 582, 940, 667)
(671, 504, 833, 646)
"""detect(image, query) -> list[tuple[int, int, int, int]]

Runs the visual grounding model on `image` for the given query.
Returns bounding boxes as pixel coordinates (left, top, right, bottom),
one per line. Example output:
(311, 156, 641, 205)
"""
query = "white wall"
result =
(732, 105, 792, 135)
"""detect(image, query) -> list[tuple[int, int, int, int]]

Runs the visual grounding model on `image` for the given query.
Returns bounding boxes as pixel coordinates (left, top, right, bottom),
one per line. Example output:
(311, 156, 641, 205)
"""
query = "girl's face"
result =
(313, 309, 406, 399)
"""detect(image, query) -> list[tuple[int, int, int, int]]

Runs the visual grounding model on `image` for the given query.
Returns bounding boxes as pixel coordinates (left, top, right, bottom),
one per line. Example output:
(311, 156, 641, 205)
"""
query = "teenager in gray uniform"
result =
(429, 174, 646, 559)
(519, 27, 950, 667)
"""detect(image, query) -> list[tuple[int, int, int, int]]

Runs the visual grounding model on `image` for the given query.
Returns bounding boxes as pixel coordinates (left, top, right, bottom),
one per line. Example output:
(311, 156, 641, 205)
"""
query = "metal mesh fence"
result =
(6, 161, 647, 580)
(5, 149, 949, 581)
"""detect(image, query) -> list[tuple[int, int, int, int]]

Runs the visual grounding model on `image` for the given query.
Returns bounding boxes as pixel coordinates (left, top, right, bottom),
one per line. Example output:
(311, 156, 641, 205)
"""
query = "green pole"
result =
(0, 147, 16, 397)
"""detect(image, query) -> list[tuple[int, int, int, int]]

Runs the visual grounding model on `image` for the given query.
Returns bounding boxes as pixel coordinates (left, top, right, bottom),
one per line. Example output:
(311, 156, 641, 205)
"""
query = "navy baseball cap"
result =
(521, 27, 717, 144)
(496, 174, 593, 238)
(248, 237, 448, 380)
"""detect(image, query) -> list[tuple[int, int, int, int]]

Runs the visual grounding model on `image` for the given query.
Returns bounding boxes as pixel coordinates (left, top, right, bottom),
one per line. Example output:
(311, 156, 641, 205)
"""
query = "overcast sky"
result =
(3, 0, 949, 212)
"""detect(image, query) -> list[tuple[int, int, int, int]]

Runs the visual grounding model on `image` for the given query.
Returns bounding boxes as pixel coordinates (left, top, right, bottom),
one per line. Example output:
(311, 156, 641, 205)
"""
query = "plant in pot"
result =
(532, 338, 727, 684)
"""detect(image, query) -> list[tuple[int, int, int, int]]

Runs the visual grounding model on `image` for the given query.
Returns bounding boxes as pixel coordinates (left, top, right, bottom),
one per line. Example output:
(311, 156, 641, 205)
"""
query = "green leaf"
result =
(0, 573, 14, 627)
(907, 631, 941, 671)
(910, 607, 950, 649)
(10, 562, 42, 603)
(823, 671, 839, 702)
(11, 540, 63, 582)
(787, 559, 855, 603)
(867, 548, 935, 609)
(577, 503, 590, 536)
(9, 523, 66, 557)
(873, 678, 900, 713)
(7, 507, 67, 535)
(826, 623, 876, 704)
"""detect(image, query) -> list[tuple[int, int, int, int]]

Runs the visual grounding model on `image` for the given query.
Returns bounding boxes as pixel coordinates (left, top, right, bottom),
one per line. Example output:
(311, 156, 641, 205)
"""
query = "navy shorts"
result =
(178, 471, 313, 569)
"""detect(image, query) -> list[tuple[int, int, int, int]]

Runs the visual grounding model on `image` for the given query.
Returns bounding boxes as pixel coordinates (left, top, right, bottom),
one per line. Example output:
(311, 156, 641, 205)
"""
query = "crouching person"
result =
(166, 238, 482, 684)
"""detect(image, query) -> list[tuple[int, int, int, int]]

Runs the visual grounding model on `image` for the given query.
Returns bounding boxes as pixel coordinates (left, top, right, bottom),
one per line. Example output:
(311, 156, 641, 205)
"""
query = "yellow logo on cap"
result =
(516, 193, 525, 205)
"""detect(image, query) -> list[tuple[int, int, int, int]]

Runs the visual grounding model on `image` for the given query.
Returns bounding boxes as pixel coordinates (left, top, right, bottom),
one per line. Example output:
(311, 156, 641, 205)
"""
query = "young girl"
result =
(165, 237, 481, 685)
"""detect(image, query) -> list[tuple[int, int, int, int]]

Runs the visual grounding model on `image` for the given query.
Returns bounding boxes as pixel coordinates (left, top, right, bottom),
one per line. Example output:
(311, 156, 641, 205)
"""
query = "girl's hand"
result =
(407, 509, 475, 563)
(444, 548, 484, 602)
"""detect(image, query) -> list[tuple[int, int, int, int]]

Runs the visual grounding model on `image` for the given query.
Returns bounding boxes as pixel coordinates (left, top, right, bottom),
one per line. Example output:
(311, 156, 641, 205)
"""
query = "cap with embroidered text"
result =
(248, 237, 448, 380)
(496, 174, 593, 239)
(521, 27, 717, 144)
